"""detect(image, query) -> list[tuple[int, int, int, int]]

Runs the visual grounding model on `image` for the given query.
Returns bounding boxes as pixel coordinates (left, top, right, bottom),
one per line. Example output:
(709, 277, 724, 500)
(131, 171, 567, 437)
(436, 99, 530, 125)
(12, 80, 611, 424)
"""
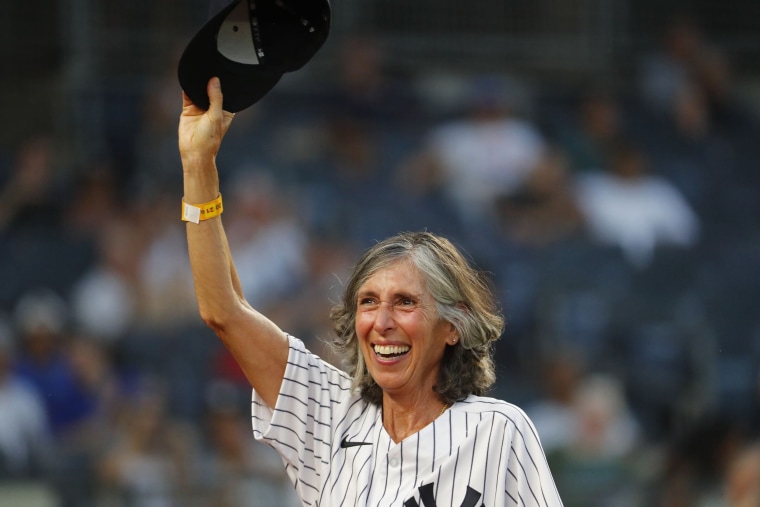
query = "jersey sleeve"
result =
(251, 335, 354, 501)
(504, 407, 564, 506)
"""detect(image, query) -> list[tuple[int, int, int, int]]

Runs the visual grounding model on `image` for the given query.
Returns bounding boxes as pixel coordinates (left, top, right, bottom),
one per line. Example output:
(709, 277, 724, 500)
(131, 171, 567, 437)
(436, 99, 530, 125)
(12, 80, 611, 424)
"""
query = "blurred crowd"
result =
(1, 15, 759, 507)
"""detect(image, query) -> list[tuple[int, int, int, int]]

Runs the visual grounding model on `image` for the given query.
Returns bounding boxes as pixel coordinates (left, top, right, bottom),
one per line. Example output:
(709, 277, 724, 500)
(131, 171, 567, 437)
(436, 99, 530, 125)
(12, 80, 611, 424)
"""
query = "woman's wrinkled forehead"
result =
(355, 256, 426, 294)
(361, 257, 420, 286)
(347, 238, 449, 305)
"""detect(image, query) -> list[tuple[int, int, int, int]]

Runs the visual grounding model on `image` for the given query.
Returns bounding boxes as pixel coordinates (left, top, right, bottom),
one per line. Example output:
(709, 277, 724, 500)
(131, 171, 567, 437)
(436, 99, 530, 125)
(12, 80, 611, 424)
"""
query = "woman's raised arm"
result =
(178, 77, 288, 408)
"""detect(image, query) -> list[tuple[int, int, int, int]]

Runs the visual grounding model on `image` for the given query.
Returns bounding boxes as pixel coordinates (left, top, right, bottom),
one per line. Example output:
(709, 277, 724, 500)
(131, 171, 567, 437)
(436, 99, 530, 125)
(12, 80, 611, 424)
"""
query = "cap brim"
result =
(178, 0, 283, 113)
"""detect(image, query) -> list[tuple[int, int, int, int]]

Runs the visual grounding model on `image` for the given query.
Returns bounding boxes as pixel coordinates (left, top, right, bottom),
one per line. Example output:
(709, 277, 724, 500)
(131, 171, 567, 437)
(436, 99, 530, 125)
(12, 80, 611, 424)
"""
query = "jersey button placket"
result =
(387, 446, 401, 469)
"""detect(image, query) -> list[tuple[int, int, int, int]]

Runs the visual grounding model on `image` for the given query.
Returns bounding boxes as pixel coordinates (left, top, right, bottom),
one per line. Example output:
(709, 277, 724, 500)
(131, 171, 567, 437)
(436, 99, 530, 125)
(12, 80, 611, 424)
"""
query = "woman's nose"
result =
(373, 301, 397, 332)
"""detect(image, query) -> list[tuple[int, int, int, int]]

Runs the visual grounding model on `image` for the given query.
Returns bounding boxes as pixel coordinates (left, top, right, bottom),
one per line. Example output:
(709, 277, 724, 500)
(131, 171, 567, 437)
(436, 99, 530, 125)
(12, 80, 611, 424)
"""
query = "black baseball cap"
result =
(178, 0, 331, 112)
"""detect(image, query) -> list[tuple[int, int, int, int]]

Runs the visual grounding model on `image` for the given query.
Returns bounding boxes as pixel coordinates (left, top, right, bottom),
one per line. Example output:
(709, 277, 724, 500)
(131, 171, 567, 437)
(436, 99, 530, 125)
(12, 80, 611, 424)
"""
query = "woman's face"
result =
(355, 259, 458, 402)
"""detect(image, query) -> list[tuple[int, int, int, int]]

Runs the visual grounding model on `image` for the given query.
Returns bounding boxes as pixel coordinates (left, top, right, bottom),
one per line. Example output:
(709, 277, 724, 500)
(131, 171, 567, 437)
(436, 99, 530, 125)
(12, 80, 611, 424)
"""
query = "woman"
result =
(179, 77, 563, 506)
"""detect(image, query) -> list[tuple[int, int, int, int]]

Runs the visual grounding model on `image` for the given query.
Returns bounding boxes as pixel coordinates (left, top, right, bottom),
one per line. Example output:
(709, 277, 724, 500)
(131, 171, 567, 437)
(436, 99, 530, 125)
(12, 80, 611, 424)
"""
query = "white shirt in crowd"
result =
(575, 170, 700, 267)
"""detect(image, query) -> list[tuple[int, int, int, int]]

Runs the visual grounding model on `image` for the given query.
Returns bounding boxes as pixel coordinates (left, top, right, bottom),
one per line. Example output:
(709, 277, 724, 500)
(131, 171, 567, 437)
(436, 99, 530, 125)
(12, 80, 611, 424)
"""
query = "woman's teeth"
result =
(373, 344, 410, 357)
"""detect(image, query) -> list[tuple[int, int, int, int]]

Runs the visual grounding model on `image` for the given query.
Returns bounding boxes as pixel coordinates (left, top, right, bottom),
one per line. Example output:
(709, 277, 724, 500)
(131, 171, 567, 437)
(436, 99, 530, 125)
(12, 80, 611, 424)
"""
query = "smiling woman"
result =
(179, 78, 564, 506)
(352, 257, 459, 431)
(330, 234, 503, 412)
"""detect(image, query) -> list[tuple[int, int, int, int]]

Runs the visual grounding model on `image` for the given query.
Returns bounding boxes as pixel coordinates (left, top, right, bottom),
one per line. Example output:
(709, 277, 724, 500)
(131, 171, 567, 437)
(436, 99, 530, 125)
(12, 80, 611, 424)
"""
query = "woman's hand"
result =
(178, 77, 236, 165)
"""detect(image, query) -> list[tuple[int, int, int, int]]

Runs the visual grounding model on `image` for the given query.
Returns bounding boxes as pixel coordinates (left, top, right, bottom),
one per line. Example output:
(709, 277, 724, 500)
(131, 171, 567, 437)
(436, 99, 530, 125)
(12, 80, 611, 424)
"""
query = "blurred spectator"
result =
(723, 441, 760, 507)
(571, 375, 641, 459)
(671, 81, 712, 143)
(136, 192, 198, 329)
(12, 288, 100, 437)
(637, 13, 752, 138)
(643, 80, 717, 209)
(405, 76, 546, 225)
(638, 15, 710, 116)
(69, 215, 143, 341)
(254, 231, 356, 360)
(494, 146, 584, 248)
(63, 161, 122, 239)
(0, 134, 65, 235)
(526, 351, 586, 456)
(300, 112, 408, 244)
(195, 381, 300, 507)
(97, 377, 199, 507)
(0, 317, 53, 479)
(48, 333, 127, 507)
(574, 141, 700, 268)
(652, 414, 745, 507)
(63, 335, 123, 441)
(639, 62, 758, 242)
(558, 86, 626, 174)
(544, 374, 643, 507)
(132, 52, 186, 195)
(224, 170, 308, 309)
(0, 135, 95, 311)
(324, 33, 420, 125)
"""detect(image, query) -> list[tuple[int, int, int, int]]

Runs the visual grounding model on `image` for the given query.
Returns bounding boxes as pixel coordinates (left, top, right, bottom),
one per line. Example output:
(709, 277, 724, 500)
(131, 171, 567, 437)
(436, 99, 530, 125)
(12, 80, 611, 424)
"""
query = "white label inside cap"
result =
(217, 0, 261, 65)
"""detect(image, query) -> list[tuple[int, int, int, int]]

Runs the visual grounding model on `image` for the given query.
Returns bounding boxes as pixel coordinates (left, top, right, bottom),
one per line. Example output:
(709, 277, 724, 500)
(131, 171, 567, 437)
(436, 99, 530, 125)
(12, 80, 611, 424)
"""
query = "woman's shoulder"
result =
(456, 395, 545, 447)
(285, 334, 354, 389)
(456, 394, 536, 425)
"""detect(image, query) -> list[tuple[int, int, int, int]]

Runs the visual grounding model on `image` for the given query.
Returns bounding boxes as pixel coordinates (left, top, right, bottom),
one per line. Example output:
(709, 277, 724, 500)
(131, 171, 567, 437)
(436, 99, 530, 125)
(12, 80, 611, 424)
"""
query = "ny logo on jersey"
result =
(403, 483, 485, 507)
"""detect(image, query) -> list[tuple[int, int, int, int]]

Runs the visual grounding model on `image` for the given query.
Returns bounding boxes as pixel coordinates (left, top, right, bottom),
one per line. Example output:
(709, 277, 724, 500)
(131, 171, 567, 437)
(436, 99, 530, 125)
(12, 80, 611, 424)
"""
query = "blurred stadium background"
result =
(1, 0, 759, 506)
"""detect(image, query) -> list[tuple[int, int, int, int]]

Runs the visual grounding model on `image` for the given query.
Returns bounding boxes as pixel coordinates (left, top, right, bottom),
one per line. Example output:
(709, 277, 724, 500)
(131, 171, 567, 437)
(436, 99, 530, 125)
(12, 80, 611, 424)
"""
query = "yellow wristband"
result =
(182, 194, 223, 224)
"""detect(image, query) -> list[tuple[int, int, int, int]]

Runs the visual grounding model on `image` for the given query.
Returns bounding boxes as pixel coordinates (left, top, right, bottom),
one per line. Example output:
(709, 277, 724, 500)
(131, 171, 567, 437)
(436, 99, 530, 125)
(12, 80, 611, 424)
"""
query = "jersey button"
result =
(389, 458, 399, 468)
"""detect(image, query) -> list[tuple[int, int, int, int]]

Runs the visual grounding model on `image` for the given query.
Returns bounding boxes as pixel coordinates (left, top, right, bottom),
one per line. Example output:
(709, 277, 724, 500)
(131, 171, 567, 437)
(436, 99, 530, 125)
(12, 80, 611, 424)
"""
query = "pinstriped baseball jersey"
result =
(252, 336, 563, 506)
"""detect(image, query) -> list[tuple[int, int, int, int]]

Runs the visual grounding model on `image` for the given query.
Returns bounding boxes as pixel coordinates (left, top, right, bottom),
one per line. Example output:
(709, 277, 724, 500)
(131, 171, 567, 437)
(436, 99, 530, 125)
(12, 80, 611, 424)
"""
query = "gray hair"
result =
(329, 231, 504, 405)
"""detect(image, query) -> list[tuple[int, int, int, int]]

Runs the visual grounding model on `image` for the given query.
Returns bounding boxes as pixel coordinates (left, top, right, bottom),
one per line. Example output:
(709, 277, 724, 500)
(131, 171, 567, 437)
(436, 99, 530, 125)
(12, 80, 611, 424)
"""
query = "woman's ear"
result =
(447, 302, 468, 346)
(446, 321, 460, 346)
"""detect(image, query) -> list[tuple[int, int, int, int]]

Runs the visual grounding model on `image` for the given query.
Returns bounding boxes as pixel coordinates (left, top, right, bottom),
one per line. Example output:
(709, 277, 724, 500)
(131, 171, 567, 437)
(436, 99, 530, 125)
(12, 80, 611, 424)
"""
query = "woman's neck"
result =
(381, 394, 449, 443)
